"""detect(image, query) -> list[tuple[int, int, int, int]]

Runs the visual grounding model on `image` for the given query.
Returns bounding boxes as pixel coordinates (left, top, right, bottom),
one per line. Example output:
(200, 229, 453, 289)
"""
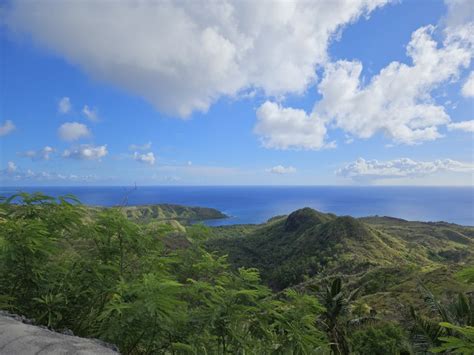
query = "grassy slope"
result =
(206, 208, 474, 317)
(104, 203, 472, 320)
(361, 216, 474, 263)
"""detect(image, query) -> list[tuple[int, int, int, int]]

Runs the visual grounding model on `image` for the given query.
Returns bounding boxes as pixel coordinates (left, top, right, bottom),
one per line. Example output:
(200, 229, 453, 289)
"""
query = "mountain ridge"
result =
(206, 207, 474, 291)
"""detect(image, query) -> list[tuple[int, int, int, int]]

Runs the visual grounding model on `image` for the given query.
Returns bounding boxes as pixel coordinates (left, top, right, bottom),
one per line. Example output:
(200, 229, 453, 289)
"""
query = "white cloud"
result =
(58, 97, 71, 114)
(162, 176, 182, 183)
(63, 144, 108, 160)
(7, 161, 17, 174)
(448, 120, 474, 132)
(443, 0, 474, 34)
(0, 120, 16, 136)
(19, 146, 55, 160)
(133, 151, 156, 165)
(58, 122, 91, 141)
(267, 165, 296, 174)
(461, 71, 474, 97)
(316, 24, 472, 145)
(254, 1, 474, 149)
(1, 163, 97, 182)
(337, 157, 474, 181)
(4, 0, 390, 117)
(129, 142, 152, 151)
(254, 101, 332, 150)
(82, 105, 99, 121)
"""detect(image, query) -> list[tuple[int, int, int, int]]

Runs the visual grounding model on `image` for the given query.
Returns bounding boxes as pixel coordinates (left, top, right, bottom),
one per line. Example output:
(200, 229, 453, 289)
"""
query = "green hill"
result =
(207, 208, 474, 291)
(1, 194, 473, 354)
(105, 204, 226, 224)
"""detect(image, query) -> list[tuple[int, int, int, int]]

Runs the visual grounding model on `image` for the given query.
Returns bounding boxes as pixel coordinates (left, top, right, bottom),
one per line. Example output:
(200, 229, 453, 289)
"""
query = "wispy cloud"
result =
(0, 120, 16, 137)
(266, 165, 296, 174)
(337, 157, 474, 182)
(448, 120, 474, 133)
(6, 161, 17, 173)
(19, 146, 55, 161)
(461, 71, 474, 98)
(129, 142, 152, 151)
(58, 97, 71, 114)
(82, 105, 99, 121)
(1, 162, 97, 182)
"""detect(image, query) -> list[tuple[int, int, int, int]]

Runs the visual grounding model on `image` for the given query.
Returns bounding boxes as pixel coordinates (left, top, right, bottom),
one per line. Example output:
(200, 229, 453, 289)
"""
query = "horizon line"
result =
(1, 184, 473, 189)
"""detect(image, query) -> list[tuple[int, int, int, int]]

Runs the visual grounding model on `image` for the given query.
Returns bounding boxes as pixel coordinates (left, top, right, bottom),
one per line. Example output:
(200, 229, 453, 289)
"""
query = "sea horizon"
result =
(2, 185, 473, 226)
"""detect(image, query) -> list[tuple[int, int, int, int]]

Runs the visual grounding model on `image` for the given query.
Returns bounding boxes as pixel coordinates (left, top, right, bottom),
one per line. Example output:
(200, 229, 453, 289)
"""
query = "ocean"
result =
(1, 186, 473, 226)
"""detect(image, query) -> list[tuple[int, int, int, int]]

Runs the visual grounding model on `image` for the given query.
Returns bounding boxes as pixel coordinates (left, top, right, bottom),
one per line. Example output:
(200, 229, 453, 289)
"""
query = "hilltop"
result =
(207, 208, 474, 296)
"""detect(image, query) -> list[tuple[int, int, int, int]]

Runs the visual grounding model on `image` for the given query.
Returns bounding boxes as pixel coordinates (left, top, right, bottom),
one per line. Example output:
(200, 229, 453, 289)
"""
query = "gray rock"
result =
(0, 315, 118, 354)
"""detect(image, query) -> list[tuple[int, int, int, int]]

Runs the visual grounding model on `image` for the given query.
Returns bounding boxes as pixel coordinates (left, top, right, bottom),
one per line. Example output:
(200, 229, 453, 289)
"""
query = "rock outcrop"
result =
(0, 313, 118, 354)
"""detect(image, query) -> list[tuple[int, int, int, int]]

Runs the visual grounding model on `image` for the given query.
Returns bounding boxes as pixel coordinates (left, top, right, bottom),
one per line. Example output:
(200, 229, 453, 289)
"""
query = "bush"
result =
(350, 322, 412, 355)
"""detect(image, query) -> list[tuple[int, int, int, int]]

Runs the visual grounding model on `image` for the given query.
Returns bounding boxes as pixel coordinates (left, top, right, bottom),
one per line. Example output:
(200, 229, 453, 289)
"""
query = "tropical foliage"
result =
(0, 193, 328, 354)
(0, 192, 473, 354)
(430, 268, 474, 353)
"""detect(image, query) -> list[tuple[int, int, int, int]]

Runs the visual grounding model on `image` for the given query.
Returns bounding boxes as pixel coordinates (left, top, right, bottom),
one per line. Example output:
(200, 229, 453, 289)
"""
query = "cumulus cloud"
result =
(129, 142, 152, 151)
(0, 120, 16, 136)
(255, 1, 474, 149)
(448, 120, 474, 132)
(4, 0, 390, 117)
(58, 97, 71, 114)
(19, 146, 55, 160)
(314, 23, 472, 145)
(82, 105, 99, 121)
(58, 122, 91, 141)
(255, 102, 332, 150)
(443, 0, 474, 35)
(266, 165, 296, 174)
(461, 71, 474, 97)
(63, 144, 108, 160)
(133, 152, 156, 165)
(337, 157, 474, 181)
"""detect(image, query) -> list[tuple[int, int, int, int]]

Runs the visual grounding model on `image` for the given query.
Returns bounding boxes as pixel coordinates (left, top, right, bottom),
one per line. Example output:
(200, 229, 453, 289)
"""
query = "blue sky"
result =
(0, 0, 473, 186)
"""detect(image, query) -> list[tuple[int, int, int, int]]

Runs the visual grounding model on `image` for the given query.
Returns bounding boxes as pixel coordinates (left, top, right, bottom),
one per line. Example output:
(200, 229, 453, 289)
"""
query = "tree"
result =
(431, 267, 474, 353)
(0, 192, 330, 354)
(432, 323, 474, 353)
(349, 322, 412, 355)
(318, 278, 360, 355)
(410, 278, 474, 353)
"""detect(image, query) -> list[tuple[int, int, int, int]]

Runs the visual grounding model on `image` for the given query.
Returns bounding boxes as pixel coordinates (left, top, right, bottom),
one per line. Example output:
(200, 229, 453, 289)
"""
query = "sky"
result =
(0, 0, 473, 186)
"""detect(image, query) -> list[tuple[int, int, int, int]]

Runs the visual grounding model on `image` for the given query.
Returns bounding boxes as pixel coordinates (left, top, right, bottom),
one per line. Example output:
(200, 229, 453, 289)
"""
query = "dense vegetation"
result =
(0, 193, 327, 354)
(0, 193, 473, 354)
(208, 208, 474, 291)
(119, 204, 227, 224)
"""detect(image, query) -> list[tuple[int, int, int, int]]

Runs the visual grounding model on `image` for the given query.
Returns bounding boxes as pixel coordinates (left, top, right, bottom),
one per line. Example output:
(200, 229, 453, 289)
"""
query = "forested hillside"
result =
(90, 203, 227, 224)
(0, 193, 473, 354)
(207, 208, 474, 290)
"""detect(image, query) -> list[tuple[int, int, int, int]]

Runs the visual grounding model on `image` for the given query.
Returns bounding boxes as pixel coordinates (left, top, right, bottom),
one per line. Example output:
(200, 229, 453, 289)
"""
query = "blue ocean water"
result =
(1, 186, 473, 226)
